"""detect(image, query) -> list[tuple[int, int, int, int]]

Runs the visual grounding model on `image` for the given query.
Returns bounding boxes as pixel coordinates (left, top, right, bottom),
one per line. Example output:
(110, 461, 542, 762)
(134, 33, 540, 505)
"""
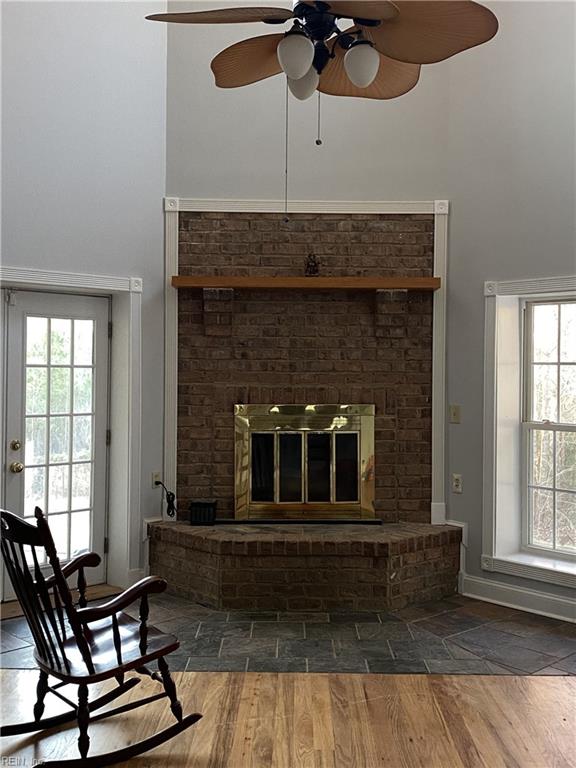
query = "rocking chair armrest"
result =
(75, 576, 167, 623)
(44, 552, 102, 587)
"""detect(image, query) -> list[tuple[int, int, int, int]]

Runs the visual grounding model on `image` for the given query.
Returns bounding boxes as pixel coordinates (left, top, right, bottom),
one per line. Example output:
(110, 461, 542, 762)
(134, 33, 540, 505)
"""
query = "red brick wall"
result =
(177, 211, 434, 523)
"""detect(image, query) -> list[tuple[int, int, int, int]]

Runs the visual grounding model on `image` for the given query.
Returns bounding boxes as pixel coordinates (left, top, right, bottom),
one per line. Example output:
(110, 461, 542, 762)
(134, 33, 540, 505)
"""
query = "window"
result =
(523, 300, 576, 556)
(482, 278, 576, 591)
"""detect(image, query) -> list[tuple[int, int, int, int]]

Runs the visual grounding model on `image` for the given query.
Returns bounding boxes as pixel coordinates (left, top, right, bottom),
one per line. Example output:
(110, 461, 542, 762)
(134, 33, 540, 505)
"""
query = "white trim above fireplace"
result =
(164, 198, 443, 215)
(163, 198, 449, 524)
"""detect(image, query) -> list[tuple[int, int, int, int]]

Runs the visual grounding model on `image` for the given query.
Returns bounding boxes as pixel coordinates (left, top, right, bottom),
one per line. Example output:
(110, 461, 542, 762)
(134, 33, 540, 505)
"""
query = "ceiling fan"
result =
(147, 2, 498, 100)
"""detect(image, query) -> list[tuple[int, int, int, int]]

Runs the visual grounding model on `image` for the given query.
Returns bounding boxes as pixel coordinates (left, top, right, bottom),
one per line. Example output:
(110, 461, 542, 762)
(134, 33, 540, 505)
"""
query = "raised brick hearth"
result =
(150, 523, 461, 612)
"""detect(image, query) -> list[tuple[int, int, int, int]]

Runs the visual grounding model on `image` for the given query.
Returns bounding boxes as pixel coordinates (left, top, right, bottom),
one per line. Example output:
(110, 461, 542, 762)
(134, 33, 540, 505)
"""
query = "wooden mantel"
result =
(172, 276, 441, 291)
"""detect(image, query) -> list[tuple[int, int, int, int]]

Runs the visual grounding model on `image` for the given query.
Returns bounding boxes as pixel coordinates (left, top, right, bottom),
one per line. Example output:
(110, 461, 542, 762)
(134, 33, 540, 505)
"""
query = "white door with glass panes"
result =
(3, 291, 110, 595)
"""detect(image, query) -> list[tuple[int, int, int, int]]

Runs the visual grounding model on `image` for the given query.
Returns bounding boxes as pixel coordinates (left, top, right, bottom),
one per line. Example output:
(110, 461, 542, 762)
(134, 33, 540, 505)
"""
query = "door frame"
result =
(3, 290, 110, 590)
(0, 266, 144, 590)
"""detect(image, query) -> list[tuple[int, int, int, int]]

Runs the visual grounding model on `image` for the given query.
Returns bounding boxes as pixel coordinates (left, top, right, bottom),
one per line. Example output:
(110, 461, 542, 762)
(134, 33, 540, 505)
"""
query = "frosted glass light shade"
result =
(277, 33, 314, 80)
(288, 67, 320, 100)
(344, 42, 380, 88)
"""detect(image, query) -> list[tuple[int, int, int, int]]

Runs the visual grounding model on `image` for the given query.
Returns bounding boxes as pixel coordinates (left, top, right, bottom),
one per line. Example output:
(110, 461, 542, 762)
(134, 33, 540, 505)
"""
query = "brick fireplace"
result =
(149, 209, 461, 611)
(176, 211, 435, 524)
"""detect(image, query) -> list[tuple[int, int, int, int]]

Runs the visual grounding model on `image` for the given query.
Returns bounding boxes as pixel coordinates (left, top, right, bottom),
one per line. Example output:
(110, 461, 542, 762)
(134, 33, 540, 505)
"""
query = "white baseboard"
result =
(461, 572, 576, 623)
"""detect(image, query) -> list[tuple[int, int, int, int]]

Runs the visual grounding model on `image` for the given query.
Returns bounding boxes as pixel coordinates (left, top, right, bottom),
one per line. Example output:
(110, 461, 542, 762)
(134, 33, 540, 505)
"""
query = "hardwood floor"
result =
(1, 670, 574, 767)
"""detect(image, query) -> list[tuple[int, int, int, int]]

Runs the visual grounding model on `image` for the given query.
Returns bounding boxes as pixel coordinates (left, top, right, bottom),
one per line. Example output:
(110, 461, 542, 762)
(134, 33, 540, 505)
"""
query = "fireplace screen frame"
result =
(234, 404, 375, 519)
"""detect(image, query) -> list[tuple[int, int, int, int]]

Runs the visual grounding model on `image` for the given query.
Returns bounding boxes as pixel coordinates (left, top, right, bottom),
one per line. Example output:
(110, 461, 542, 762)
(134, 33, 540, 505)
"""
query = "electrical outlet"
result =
(151, 471, 162, 489)
(452, 473, 463, 494)
(449, 404, 461, 424)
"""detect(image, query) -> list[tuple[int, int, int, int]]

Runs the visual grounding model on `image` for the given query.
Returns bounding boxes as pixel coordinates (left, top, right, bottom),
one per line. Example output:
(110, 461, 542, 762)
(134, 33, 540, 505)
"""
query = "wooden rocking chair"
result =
(0, 507, 201, 766)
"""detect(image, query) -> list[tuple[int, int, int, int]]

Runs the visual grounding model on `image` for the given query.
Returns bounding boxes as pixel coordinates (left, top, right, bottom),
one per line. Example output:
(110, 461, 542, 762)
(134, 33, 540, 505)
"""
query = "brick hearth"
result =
(150, 523, 461, 612)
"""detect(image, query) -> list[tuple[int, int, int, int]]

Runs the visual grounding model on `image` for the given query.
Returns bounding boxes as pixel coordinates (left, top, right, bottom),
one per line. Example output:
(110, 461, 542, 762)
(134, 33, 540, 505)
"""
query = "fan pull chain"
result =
(284, 78, 290, 222)
(316, 91, 323, 146)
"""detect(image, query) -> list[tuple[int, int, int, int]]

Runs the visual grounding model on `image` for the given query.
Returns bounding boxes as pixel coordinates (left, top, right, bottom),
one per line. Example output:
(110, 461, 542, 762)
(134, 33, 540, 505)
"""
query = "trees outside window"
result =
(524, 301, 576, 555)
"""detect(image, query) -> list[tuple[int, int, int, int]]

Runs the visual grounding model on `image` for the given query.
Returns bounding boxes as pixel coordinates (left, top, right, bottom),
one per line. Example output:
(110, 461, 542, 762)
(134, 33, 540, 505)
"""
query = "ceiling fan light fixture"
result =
(147, 2, 499, 99)
(287, 66, 320, 100)
(277, 30, 314, 80)
(344, 40, 380, 88)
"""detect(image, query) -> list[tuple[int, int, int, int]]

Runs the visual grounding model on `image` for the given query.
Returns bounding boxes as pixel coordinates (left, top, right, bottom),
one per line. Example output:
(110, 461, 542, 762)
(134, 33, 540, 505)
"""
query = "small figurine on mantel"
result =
(305, 253, 320, 276)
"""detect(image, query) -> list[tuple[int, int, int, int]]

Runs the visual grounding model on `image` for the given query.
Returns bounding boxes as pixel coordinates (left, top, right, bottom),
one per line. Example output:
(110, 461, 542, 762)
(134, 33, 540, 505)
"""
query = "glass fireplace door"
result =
(235, 404, 375, 520)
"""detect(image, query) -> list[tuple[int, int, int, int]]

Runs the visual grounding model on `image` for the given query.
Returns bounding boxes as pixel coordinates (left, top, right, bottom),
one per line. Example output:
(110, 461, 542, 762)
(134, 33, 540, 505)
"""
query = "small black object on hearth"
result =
(189, 500, 217, 526)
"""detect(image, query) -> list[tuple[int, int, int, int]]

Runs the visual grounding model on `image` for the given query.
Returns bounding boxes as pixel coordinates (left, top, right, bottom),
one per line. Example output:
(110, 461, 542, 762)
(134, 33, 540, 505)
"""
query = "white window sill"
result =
(481, 552, 576, 588)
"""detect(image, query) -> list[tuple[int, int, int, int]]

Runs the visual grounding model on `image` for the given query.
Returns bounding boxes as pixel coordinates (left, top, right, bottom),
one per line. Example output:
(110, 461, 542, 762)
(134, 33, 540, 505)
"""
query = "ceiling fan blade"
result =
(319, 1, 399, 21)
(211, 34, 284, 87)
(146, 7, 292, 25)
(363, 1, 498, 64)
(319, 42, 420, 99)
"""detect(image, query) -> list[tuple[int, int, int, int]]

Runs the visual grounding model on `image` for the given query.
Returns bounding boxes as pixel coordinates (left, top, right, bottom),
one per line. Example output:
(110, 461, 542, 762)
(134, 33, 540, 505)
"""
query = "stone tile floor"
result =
(1, 594, 575, 675)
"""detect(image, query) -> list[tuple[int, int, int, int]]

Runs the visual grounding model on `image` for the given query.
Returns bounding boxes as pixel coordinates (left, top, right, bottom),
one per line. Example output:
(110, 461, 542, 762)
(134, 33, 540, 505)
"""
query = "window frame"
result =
(521, 298, 576, 560)
(481, 276, 576, 591)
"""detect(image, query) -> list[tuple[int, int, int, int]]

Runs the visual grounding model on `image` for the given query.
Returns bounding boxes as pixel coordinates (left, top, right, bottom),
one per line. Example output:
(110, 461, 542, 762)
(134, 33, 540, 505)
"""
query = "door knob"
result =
(10, 440, 22, 451)
(9, 461, 24, 474)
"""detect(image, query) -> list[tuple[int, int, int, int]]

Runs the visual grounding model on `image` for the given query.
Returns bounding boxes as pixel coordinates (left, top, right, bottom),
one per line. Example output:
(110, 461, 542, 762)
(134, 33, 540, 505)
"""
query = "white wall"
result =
(165, 1, 576, 601)
(1, 2, 167, 560)
(445, 0, 576, 596)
